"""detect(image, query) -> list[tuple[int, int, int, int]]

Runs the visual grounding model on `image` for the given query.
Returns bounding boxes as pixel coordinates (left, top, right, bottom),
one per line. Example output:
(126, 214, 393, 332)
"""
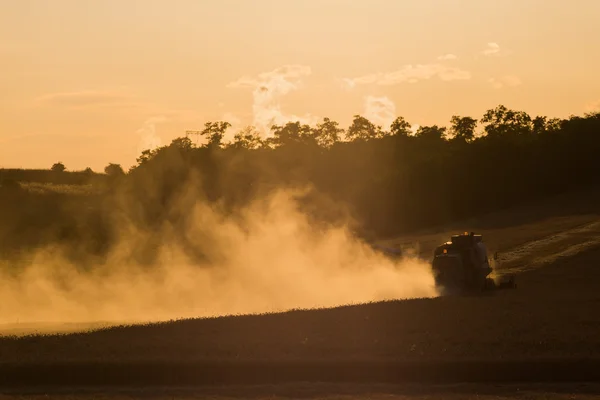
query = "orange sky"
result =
(1, 0, 599, 171)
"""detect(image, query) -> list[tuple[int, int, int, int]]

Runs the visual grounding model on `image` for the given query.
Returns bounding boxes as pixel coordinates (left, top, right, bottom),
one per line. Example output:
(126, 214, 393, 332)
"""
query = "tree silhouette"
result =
(136, 149, 158, 166)
(390, 117, 411, 137)
(170, 137, 194, 151)
(481, 105, 532, 137)
(270, 121, 315, 147)
(415, 125, 447, 141)
(345, 115, 384, 141)
(123, 106, 600, 239)
(200, 121, 231, 148)
(51, 162, 66, 172)
(313, 117, 344, 148)
(390, 116, 412, 137)
(104, 163, 125, 177)
(449, 116, 477, 142)
(228, 126, 264, 150)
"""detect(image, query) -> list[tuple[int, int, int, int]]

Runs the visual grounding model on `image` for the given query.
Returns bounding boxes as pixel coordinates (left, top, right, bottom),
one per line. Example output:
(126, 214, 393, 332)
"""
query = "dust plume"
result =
(136, 116, 166, 153)
(364, 96, 396, 130)
(227, 65, 318, 136)
(0, 182, 438, 327)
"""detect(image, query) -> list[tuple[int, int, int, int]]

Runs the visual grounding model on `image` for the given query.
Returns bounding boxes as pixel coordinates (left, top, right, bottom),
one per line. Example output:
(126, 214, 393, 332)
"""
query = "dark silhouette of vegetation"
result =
(1, 104, 600, 262)
(125, 105, 600, 238)
(51, 162, 66, 172)
(0, 178, 21, 192)
(104, 163, 125, 177)
(0, 168, 105, 185)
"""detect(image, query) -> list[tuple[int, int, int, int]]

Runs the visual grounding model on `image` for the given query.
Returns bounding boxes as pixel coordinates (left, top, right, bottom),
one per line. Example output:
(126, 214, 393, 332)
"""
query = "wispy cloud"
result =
(341, 64, 471, 89)
(363, 96, 396, 130)
(480, 42, 512, 57)
(437, 54, 457, 60)
(136, 116, 166, 153)
(227, 65, 317, 135)
(488, 75, 522, 89)
(36, 90, 132, 108)
(220, 112, 243, 142)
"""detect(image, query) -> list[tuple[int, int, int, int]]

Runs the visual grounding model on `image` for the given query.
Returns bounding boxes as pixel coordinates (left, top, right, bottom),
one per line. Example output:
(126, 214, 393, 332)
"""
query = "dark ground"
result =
(0, 242, 600, 390)
(2, 383, 600, 400)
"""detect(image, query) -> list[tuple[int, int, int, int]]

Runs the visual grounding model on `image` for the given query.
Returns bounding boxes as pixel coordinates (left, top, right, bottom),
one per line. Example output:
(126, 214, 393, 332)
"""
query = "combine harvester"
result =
(431, 232, 516, 295)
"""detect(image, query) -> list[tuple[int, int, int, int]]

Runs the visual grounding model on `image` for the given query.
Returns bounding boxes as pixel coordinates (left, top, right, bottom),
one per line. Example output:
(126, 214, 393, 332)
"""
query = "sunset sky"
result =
(1, 0, 599, 171)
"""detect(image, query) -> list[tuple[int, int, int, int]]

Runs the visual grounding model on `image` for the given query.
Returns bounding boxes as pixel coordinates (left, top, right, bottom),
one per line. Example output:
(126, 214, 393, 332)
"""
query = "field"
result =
(1, 187, 600, 398)
(1, 383, 600, 400)
(2, 240, 600, 364)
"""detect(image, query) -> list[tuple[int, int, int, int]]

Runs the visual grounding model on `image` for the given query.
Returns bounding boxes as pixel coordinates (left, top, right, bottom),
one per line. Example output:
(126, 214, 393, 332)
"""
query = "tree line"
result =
(124, 104, 600, 238)
(2, 103, 599, 264)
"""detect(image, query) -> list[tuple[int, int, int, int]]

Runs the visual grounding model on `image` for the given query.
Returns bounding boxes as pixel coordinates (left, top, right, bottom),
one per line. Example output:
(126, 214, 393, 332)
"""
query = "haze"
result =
(0, 185, 437, 325)
(1, 0, 600, 171)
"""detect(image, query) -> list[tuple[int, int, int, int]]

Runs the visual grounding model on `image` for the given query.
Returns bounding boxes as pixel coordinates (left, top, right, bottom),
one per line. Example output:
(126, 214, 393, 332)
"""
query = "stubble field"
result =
(1, 188, 600, 398)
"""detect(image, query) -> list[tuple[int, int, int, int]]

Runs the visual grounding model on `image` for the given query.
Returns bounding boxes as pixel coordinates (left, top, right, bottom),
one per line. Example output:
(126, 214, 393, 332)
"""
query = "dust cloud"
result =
(0, 184, 438, 327)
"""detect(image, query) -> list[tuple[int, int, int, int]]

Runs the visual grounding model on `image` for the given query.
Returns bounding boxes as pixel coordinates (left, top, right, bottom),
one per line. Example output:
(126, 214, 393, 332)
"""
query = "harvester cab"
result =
(431, 232, 511, 294)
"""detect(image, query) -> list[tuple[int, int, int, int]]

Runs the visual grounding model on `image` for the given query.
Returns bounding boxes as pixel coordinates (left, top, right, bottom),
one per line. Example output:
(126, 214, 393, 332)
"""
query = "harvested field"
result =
(1, 190, 600, 394)
(0, 240, 599, 387)
(2, 208, 600, 336)
(2, 383, 600, 400)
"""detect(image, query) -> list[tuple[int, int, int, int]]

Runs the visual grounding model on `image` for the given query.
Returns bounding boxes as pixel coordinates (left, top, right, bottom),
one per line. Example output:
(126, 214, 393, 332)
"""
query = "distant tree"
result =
(415, 125, 447, 141)
(51, 162, 66, 172)
(270, 121, 315, 147)
(345, 115, 383, 141)
(390, 116, 412, 137)
(199, 121, 232, 148)
(531, 116, 563, 135)
(584, 111, 600, 119)
(228, 126, 264, 150)
(481, 105, 532, 137)
(532, 116, 548, 135)
(136, 148, 159, 166)
(313, 117, 344, 148)
(104, 163, 125, 177)
(545, 117, 562, 133)
(449, 116, 478, 142)
(113, 108, 600, 247)
(83, 167, 94, 174)
(170, 137, 194, 151)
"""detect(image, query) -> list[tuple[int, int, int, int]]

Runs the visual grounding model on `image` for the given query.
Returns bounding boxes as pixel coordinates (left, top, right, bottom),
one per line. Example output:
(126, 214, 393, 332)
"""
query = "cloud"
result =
(481, 42, 501, 56)
(488, 75, 522, 89)
(36, 91, 132, 108)
(364, 96, 396, 130)
(488, 79, 503, 89)
(136, 116, 166, 153)
(342, 64, 471, 89)
(227, 65, 317, 135)
(480, 42, 512, 57)
(221, 112, 243, 142)
(228, 65, 311, 90)
(437, 54, 457, 60)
